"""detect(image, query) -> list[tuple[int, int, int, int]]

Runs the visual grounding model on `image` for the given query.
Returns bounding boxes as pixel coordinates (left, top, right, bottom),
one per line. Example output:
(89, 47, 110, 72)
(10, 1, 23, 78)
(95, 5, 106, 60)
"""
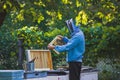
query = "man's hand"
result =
(57, 35, 63, 40)
(47, 44, 55, 50)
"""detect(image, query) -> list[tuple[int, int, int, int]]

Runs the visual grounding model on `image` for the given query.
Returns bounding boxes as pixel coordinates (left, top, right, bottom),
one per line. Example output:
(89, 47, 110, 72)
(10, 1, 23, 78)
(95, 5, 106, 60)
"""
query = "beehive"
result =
(0, 70, 24, 80)
(26, 50, 53, 70)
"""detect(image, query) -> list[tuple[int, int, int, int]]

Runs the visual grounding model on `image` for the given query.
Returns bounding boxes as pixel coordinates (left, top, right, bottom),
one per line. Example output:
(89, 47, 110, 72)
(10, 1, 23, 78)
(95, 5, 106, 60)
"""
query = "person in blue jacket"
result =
(48, 18, 85, 80)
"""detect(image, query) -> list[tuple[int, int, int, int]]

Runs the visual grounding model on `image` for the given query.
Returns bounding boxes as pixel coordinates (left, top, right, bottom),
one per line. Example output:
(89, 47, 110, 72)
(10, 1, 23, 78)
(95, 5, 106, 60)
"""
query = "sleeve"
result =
(55, 35, 80, 52)
(62, 37, 69, 43)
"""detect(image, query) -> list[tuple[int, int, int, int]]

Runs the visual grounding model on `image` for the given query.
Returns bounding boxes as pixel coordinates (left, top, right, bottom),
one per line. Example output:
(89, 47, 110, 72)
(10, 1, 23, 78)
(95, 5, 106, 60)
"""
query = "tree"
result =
(0, 0, 120, 79)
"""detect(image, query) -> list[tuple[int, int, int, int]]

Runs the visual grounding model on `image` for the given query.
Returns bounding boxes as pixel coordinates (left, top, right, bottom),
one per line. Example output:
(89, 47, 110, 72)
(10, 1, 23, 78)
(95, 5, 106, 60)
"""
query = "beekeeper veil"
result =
(65, 18, 80, 36)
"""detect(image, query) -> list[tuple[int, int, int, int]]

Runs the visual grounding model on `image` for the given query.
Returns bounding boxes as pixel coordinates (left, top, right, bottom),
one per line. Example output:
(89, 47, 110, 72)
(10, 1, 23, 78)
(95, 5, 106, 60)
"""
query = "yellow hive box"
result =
(25, 50, 53, 70)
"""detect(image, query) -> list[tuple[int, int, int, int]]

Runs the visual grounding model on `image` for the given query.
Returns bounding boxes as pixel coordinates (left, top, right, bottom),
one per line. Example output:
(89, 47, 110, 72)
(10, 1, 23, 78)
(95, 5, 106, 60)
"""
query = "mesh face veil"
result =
(65, 19, 74, 34)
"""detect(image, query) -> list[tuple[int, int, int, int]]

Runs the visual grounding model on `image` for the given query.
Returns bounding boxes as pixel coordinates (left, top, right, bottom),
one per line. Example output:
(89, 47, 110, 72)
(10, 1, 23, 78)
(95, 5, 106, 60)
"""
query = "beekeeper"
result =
(48, 18, 85, 80)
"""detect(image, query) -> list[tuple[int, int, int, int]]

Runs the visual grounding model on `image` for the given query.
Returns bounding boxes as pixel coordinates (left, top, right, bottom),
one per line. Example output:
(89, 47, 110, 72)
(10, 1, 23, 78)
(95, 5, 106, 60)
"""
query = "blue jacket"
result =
(55, 19, 85, 62)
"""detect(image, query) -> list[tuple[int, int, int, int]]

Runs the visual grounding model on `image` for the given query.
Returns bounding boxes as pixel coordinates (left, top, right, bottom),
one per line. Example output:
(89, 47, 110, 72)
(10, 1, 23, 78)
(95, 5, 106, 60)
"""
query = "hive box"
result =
(0, 70, 24, 80)
(25, 50, 53, 70)
(47, 70, 69, 80)
(24, 71, 47, 79)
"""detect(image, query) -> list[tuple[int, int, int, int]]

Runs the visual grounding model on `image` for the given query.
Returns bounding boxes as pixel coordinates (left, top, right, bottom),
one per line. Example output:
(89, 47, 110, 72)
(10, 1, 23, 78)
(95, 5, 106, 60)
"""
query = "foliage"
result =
(0, 24, 18, 69)
(15, 26, 43, 49)
(83, 25, 120, 65)
(97, 59, 120, 80)
(0, 0, 120, 79)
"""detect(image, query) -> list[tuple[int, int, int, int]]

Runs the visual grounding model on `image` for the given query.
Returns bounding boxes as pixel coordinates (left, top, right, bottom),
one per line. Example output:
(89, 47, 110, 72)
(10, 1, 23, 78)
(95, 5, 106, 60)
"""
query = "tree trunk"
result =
(0, 11, 6, 26)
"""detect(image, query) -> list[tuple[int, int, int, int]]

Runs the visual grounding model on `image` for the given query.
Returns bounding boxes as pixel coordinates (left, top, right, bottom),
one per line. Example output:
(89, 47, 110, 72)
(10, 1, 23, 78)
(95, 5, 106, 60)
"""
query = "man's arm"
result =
(55, 35, 80, 52)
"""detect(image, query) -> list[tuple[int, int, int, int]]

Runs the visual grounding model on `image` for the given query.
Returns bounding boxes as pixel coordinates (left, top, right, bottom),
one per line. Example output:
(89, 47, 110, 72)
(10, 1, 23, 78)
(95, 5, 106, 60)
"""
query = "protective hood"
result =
(65, 18, 80, 36)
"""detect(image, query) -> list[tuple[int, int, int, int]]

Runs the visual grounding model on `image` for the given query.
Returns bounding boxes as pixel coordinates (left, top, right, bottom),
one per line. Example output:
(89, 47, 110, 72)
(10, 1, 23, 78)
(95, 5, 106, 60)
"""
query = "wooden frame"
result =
(49, 36, 64, 54)
(25, 50, 53, 70)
